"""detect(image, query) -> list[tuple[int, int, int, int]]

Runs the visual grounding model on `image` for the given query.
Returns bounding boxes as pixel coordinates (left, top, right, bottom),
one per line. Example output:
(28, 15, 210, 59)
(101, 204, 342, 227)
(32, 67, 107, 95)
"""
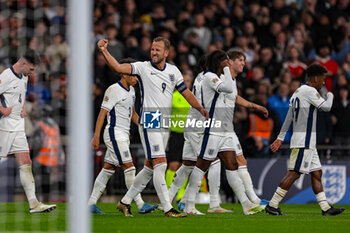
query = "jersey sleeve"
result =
(305, 87, 326, 109)
(130, 61, 144, 77)
(204, 72, 223, 92)
(174, 67, 187, 93)
(0, 72, 9, 95)
(101, 86, 120, 111)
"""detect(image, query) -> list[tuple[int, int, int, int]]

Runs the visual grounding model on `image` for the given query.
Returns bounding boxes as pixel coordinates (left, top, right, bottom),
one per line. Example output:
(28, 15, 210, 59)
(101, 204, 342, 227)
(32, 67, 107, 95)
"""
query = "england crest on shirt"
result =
(322, 165, 346, 204)
(169, 74, 175, 82)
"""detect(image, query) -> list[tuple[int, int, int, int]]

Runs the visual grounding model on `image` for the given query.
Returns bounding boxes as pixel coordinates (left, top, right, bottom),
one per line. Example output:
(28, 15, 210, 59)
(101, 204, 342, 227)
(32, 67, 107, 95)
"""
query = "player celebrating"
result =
(88, 58, 158, 214)
(168, 56, 232, 214)
(0, 50, 56, 213)
(182, 50, 256, 215)
(266, 64, 345, 216)
(223, 50, 269, 208)
(97, 37, 208, 217)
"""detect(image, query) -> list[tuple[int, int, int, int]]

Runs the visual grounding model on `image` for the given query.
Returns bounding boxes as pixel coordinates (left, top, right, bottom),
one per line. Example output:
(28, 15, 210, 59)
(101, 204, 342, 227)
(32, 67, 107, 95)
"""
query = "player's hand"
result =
(21, 108, 26, 118)
(270, 139, 283, 153)
(0, 107, 12, 116)
(91, 137, 100, 151)
(97, 39, 108, 52)
(256, 105, 269, 118)
(200, 108, 209, 120)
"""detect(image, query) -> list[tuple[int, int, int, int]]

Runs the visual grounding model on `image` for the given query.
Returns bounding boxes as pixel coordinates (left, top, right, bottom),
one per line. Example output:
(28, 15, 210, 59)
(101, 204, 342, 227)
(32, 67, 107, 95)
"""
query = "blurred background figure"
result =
(331, 85, 350, 157)
(30, 104, 64, 202)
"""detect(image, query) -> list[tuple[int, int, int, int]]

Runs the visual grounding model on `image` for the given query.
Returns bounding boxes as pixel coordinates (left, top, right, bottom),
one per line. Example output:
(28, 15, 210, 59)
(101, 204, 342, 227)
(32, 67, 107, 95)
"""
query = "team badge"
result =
(212, 78, 219, 84)
(154, 145, 159, 152)
(322, 165, 346, 204)
(208, 149, 214, 155)
(124, 151, 129, 157)
(104, 96, 109, 102)
(169, 74, 175, 82)
(316, 93, 321, 99)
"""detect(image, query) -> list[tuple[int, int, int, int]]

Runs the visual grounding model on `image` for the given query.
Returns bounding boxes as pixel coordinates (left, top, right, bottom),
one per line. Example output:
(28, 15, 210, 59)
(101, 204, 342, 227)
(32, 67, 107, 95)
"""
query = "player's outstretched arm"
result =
(236, 95, 269, 118)
(181, 89, 209, 120)
(131, 106, 139, 126)
(91, 108, 108, 151)
(97, 39, 132, 75)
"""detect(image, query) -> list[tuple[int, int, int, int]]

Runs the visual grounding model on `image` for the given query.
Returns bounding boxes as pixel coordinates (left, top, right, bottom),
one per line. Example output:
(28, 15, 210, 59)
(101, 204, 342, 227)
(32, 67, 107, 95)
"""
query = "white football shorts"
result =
(182, 131, 201, 162)
(288, 148, 321, 174)
(0, 130, 29, 157)
(198, 134, 225, 161)
(218, 132, 243, 156)
(103, 129, 133, 166)
(138, 125, 170, 159)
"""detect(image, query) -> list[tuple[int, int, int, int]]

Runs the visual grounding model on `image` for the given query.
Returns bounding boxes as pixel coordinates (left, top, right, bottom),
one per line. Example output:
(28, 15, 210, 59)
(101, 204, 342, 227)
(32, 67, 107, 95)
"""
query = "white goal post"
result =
(67, 0, 93, 232)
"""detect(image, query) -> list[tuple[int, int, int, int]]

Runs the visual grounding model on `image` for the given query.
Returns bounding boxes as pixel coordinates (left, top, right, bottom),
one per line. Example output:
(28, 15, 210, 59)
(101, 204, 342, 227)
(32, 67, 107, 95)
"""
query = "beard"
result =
(152, 56, 164, 64)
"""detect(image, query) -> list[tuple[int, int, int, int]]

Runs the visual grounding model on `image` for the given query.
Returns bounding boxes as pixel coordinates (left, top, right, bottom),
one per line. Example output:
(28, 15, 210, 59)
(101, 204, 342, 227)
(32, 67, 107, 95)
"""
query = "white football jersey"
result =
(184, 72, 205, 134)
(287, 84, 328, 149)
(221, 76, 237, 133)
(201, 71, 228, 136)
(0, 67, 28, 131)
(131, 61, 186, 125)
(101, 82, 135, 134)
(186, 72, 203, 121)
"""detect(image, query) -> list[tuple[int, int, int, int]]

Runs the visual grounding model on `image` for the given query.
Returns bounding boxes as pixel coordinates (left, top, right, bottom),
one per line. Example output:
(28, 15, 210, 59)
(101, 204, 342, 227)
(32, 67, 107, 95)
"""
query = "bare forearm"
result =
(94, 109, 107, 138)
(131, 108, 139, 126)
(236, 95, 256, 109)
(182, 89, 203, 111)
(100, 49, 123, 73)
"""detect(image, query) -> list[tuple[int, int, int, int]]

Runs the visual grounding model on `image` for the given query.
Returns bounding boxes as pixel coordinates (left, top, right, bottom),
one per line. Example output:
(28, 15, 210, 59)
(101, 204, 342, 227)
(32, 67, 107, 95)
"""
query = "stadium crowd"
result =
(1, 0, 350, 158)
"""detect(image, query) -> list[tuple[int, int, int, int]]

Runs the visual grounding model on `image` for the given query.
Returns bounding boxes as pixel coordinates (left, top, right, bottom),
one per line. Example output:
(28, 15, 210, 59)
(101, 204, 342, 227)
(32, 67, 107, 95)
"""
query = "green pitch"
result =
(1, 203, 349, 233)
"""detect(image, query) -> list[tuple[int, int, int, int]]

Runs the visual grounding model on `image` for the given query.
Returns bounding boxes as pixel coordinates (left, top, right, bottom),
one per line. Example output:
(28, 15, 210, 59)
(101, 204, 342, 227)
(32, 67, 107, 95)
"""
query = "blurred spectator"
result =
(290, 78, 301, 96)
(308, 41, 338, 91)
(184, 31, 204, 68)
(26, 72, 51, 104)
(222, 27, 235, 51)
(45, 33, 68, 73)
(274, 31, 287, 63)
(331, 85, 350, 157)
(268, 82, 291, 142)
(233, 33, 255, 64)
(333, 73, 349, 95)
(341, 53, 350, 79)
(105, 24, 124, 61)
(94, 52, 119, 91)
(245, 65, 265, 99)
(184, 12, 212, 52)
(256, 46, 281, 82)
(283, 44, 307, 80)
(247, 91, 280, 157)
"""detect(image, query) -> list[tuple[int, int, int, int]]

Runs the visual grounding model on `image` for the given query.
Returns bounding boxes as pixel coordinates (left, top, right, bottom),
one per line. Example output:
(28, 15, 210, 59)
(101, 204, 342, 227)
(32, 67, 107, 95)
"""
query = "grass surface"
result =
(0, 203, 349, 233)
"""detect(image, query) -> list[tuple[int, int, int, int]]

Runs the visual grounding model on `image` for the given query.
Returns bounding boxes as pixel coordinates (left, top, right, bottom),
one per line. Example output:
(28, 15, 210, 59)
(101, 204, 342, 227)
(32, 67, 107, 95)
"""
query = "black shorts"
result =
(166, 132, 184, 163)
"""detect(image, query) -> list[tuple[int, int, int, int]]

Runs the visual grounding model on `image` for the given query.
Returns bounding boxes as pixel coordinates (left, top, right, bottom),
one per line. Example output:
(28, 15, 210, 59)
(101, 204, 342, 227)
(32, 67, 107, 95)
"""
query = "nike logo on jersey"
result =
(122, 98, 127, 101)
(13, 86, 17, 89)
(151, 72, 157, 75)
